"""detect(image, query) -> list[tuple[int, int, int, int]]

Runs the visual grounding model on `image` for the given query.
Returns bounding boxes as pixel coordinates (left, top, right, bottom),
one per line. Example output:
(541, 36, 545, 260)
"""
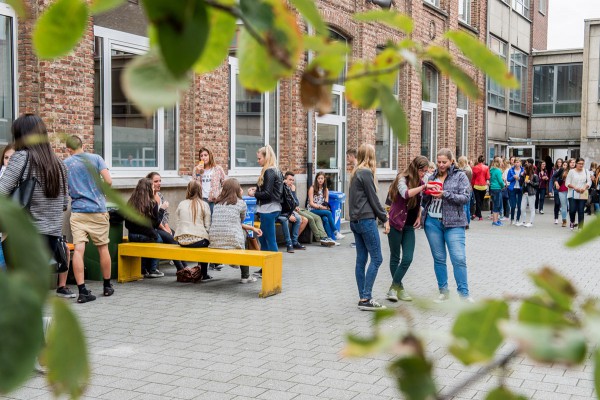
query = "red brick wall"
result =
(532, 0, 548, 51)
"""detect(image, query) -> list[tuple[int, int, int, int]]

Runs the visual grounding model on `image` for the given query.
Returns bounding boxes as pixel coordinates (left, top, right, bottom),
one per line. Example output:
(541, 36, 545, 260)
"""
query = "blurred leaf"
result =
(45, 299, 89, 398)
(193, 5, 237, 74)
(449, 300, 509, 365)
(143, 0, 209, 77)
(89, 0, 124, 14)
(529, 267, 577, 311)
(426, 45, 479, 99)
(373, 308, 397, 326)
(33, 0, 89, 59)
(0, 275, 44, 394)
(122, 50, 191, 116)
(378, 84, 409, 144)
(500, 321, 587, 365)
(6, 0, 28, 18)
(388, 356, 437, 400)
(308, 40, 348, 79)
(518, 296, 575, 327)
(290, 0, 327, 36)
(566, 213, 600, 247)
(446, 30, 519, 89)
(343, 333, 397, 357)
(485, 387, 527, 400)
(240, 0, 274, 31)
(354, 10, 413, 34)
(594, 349, 600, 397)
(300, 66, 332, 114)
(346, 61, 379, 108)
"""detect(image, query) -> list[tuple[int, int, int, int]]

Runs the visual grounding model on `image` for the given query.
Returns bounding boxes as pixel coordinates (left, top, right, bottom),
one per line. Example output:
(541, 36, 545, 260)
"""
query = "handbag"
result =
(246, 233, 260, 251)
(10, 152, 38, 210)
(176, 266, 202, 283)
(52, 235, 69, 273)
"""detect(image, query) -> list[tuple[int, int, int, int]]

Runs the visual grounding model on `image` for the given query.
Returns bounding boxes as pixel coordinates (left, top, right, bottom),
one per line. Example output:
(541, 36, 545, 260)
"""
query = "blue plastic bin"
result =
(242, 196, 257, 237)
(328, 191, 346, 232)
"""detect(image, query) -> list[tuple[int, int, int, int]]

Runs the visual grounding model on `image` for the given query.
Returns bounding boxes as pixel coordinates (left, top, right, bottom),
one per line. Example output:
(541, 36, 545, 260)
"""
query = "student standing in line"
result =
(518, 163, 539, 227)
(535, 161, 549, 214)
(489, 157, 505, 226)
(566, 157, 592, 230)
(471, 155, 490, 221)
(456, 156, 473, 227)
(551, 159, 565, 225)
(507, 158, 524, 225)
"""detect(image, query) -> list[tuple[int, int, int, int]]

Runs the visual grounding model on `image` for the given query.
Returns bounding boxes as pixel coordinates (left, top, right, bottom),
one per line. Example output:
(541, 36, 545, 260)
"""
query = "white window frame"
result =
(458, 0, 471, 25)
(424, 0, 441, 7)
(487, 35, 508, 110)
(228, 56, 279, 176)
(509, 47, 528, 115)
(93, 26, 179, 176)
(456, 97, 468, 158)
(421, 66, 438, 161)
(0, 3, 17, 145)
(513, 0, 530, 17)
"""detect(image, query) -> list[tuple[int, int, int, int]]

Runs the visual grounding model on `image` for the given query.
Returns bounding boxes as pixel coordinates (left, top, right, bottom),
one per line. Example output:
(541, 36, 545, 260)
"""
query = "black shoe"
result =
(77, 291, 96, 304)
(292, 243, 306, 250)
(103, 285, 114, 297)
(357, 299, 386, 311)
(202, 275, 213, 281)
(286, 245, 295, 253)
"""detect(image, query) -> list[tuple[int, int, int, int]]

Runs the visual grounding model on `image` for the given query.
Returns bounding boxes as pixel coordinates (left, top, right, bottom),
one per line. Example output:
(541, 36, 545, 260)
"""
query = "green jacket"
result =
(489, 167, 505, 190)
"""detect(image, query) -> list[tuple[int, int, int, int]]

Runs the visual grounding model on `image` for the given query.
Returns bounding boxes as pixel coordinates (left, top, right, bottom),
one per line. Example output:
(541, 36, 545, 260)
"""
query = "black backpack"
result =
(280, 172, 297, 216)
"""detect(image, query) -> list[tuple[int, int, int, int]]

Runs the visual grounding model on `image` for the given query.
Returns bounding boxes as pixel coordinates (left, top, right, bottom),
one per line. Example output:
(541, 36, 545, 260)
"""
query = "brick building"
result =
(1, 0, 531, 225)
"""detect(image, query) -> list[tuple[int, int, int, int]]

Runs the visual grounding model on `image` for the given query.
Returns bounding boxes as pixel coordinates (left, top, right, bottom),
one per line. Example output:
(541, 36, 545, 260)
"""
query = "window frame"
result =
(512, 0, 530, 18)
(509, 46, 528, 115)
(228, 56, 279, 176)
(539, 0, 546, 14)
(421, 65, 438, 161)
(424, 0, 441, 7)
(93, 26, 179, 176)
(0, 3, 17, 145)
(533, 63, 582, 116)
(456, 90, 468, 158)
(374, 47, 398, 173)
(487, 35, 508, 110)
(458, 0, 472, 25)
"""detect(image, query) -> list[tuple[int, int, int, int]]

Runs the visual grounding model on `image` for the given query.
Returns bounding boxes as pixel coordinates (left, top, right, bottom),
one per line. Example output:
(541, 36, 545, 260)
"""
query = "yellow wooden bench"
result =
(118, 243, 283, 298)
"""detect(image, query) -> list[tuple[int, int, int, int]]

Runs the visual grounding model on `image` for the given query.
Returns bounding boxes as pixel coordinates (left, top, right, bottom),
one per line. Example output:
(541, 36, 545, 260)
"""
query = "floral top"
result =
(193, 164, 226, 202)
(307, 188, 326, 211)
(157, 192, 169, 226)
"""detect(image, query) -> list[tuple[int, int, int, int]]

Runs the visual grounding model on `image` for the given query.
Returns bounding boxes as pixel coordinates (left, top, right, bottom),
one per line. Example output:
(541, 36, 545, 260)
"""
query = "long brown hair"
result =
(198, 147, 215, 169)
(563, 158, 575, 180)
(185, 180, 206, 224)
(389, 155, 428, 208)
(312, 171, 328, 198)
(128, 178, 155, 217)
(216, 178, 242, 205)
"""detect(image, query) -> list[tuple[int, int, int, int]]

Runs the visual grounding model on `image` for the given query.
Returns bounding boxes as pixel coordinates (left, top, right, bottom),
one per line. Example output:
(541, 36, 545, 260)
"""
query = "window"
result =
(538, 0, 546, 14)
(229, 57, 278, 170)
(456, 90, 468, 158)
(509, 47, 528, 114)
(424, 0, 440, 7)
(375, 47, 398, 171)
(533, 64, 582, 115)
(0, 3, 15, 144)
(458, 0, 471, 25)
(421, 65, 438, 160)
(513, 0, 530, 17)
(94, 27, 178, 173)
(488, 36, 507, 109)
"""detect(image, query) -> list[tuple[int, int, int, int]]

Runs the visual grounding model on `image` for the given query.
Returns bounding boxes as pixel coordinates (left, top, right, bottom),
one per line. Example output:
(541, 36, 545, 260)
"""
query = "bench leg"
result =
(259, 254, 282, 298)
(118, 255, 143, 283)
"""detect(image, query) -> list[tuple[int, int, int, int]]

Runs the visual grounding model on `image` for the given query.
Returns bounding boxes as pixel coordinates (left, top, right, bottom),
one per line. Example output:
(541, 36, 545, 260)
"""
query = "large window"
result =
(421, 65, 438, 160)
(94, 27, 178, 173)
(375, 47, 398, 171)
(229, 57, 278, 170)
(0, 4, 15, 144)
(533, 64, 582, 115)
(456, 90, 468, 158)
(458, 0, 471, 25)
(509, 47, 528, 114)
(513, 0, 530, 17)
(488, 36, 507, 109)
(424, 0, 440, 7)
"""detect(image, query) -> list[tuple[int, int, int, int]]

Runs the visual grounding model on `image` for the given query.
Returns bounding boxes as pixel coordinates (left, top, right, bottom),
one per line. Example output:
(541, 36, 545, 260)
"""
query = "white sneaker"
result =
(524, 223, 533, 228)
(554, 219, 559, 224)
(334, 241, 341, 246)
(335, 232, 345, 240)
(434, 292, 449, 303)
(240, 276, 257, 284)
(515, 221, 523, 227)
(539, 210, 544, 215)
(386, 288, 398, 302)
(460, 296, 475, 303)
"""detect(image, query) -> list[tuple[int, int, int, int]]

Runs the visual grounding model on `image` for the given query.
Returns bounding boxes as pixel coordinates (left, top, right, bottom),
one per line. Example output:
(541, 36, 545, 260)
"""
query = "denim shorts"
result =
(490, 189, 502, 213)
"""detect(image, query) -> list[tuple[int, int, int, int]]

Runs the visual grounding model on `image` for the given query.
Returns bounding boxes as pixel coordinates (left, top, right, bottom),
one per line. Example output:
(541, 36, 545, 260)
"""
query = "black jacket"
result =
(125, 204, 165, 239)
(520, 173, 539, 196)
(255, 168, 283, 206)
(349, 168, 387, 223)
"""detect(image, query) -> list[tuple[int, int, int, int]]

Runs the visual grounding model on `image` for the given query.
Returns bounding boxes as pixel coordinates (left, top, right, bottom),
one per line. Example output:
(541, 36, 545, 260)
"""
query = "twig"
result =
(304, 60, 407, 86)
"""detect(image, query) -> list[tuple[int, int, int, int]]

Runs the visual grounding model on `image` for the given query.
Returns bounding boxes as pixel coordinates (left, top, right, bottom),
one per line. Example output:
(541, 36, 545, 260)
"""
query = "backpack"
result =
(280, 172, 296, 216)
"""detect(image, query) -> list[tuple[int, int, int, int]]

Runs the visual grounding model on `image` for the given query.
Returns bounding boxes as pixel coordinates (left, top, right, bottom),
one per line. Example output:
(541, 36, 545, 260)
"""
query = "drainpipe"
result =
(485, 0, 490, 161)
(307, 111, 314, 189)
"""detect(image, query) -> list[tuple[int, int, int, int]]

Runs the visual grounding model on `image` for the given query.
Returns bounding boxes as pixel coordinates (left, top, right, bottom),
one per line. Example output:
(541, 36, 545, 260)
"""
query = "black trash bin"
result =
(84, 204, 123, 281)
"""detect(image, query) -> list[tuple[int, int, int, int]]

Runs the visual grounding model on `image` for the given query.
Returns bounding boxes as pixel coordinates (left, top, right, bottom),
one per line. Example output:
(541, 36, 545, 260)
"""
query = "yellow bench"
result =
(118, 242, 283, 298)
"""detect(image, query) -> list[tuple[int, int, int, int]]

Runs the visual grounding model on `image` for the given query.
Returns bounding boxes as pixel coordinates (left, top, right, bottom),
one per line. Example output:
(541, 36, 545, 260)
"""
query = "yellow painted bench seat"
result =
(118, 243, 283, 298)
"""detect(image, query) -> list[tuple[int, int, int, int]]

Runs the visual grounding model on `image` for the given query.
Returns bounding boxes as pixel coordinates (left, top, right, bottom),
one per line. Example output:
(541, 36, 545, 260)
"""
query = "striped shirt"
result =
(0, 151, 68, 237)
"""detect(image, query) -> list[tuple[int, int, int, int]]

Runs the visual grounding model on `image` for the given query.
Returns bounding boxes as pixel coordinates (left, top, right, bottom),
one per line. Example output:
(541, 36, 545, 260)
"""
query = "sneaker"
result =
(77, 290, 96, 304)
(510, 220, 515, 225)
(398, 289, 413, 302)
(539, 210, 544, 214)
(334, 241, 341, 246)
(460, 296, 475, 303)
(146, 270, 165, 278)
(434, 292, 449, 303)
(350, 243, 356, 248)
(562, 219, 567, 227)
(253, 270, 262, 279)
(554, 219, 559, 224)
(286, 245, 295, 253)
(103, 284, 114, 297)
(240, 276, 258, 284)
(570, 222, 574, 231)
(335, 232, 345, 240)
(293, 243, 306, 250)
(320, 238, 336, 247)
(499, 217, 506, 221)
(386, 288, 398, 302)
(201, 275, 213, 281)
(56, 286, 76, 298)
(478, 217, 483, 221)
(523, 222, 533, 228)
(210, 264, 224, 271)
(492, 221, 502, 227)
(357, 299, 386, 311)
(515, 221, 523, 227)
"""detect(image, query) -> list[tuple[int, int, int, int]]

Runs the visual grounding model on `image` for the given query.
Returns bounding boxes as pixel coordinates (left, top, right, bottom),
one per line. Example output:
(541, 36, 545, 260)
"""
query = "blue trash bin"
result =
(242, 196, 257, 237)
(328, 191, 346, 232)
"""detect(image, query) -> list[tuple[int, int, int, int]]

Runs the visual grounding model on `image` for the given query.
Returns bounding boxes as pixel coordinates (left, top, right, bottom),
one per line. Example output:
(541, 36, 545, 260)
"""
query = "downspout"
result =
(506, 2, 512, 155)
(307, 111, 314, 189)
(484, 0, 490, 161)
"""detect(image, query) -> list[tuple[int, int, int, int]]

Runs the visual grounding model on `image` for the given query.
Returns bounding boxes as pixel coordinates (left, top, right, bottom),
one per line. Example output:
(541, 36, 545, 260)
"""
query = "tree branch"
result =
(304, 60, 408, 86)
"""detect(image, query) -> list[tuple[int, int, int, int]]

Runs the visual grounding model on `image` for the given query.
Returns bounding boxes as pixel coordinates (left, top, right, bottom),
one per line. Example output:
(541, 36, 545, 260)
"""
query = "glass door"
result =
(316, 119, 342, 191)
(507, 145, 535, 160)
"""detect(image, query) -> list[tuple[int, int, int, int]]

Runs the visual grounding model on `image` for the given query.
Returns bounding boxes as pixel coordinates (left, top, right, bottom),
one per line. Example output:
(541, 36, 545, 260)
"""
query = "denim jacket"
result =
(422, 165, 470, 228)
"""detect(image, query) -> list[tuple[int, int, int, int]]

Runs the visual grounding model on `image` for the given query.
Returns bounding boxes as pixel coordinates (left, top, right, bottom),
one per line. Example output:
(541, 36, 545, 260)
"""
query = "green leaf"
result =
(6, 0, 27, 18)
(354, 10, 413, 34)
(32, 0, 89, 59)
(289, 0, 327, 36)
(344, 333, 389, 357)
(373, 308, 396, 326)
(566, 212, 600, 247)
(388, 356, 437, 400)
(308, 39, 348, 79)
(89, 0, 125, 14)
(45, 298, 90, 398)
(594, 349, 600, 397)
(426, 45, 480, 99)
(446, 30, 519, 89)
(449, 300, 509, 365)
(142, 0, 209, 77)
(345, 61, 379, 109)
(529, 267, 577, 311)
(193, 6, 237, 74)
(485, 387, 528, 400)
(518, 296, 575, 327)
(377, 84, 409, 144)
(121, 50, 191, 116)
(0, 275, 44, 394)
(240, 0, 275, 32)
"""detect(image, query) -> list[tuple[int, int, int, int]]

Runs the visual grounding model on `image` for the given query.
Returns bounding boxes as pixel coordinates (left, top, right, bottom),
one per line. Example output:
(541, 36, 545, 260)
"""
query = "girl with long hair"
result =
(385, 155, 428, 302)
(193, 146, 226, 213)
(0, 143, 15, 178)
(422, 148, 473, 302)
(307, 171, 343, 242)
(456, 156, 473, 226)
(507, 157, 524, 225)
(175, 181, 212, 280)
(501, 159, 511, 220)
(210, 178, 263, 283)
(553, 158, 573, 227)
(0, 114, 72, 296)
(593, 165, 600, 214)
(518, 163, 539, 227)
(566, 157, 592, 230)
(349, 144, 388, 311)
(489, 156, 505, 226)
(535, 161, 549, 214)
(551, 158, 565, 224)
(125, 178, 168, 278)
(471, 155, 490, 221)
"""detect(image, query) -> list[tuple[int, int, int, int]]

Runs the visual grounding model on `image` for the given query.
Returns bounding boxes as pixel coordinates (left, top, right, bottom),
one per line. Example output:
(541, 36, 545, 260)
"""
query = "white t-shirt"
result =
(201, 168, 213, 199)
(566, 169, 591, 200)
(428, 177, 443, 218)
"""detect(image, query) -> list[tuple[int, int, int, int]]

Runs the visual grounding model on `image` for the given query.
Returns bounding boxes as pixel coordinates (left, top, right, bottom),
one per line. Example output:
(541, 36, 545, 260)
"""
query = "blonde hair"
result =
(185, 180, 206, 225)
(491, 156, 502, 169)
(257, 145, 278, 187)
(457, 156, 471, 172)
(353, 144, 377, 177)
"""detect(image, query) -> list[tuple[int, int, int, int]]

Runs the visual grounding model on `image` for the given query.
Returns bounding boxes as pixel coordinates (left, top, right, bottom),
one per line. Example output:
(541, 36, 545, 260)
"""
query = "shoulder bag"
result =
(51, 236, 70, 273)
(10, 152, 38, 210)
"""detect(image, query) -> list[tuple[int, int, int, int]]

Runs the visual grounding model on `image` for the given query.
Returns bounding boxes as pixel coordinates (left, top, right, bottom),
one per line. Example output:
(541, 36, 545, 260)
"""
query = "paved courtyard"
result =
(4, 203, 598, 400)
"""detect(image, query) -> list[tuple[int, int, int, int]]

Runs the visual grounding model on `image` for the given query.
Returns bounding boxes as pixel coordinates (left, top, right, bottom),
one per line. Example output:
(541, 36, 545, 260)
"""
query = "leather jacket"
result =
(255, 168, 283, 206)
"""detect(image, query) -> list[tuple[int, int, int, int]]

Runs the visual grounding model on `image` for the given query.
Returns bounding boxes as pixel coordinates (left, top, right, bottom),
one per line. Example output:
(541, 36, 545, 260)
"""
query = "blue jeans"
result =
(568, 198, 586, 226)
(350, 218, 382, 300)
(278, 215, 301, 246)
(128, 232, 163, 273)
(259, 211, 280, 252)
(490, 189, 502, 213)
(509, 189, 522, 221)
(535, 188, 546, 211)
(310, 209, 338, 238)
(424, 217, 469, 297)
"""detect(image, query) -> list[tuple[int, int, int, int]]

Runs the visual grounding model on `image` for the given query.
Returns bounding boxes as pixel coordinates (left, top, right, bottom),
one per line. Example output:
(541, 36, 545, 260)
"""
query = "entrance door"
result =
(507, 145, 535, 160)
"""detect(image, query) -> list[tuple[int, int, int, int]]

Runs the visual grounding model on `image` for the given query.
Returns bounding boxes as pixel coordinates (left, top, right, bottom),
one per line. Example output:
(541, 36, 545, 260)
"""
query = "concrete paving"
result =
(3, 202, 598, 400)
